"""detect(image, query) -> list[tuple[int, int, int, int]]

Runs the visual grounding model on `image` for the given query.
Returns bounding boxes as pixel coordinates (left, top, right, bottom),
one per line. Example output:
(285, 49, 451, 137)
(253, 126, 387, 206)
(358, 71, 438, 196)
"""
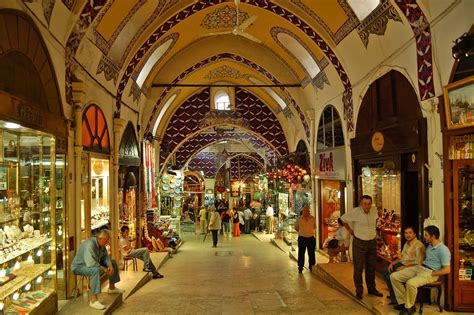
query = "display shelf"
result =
(91, 220, 109, 231)
(0, 216, 20, 225)
(0, 237, 52, 265)
(6, 290, 56, 315)
(0, 263, 51, 300)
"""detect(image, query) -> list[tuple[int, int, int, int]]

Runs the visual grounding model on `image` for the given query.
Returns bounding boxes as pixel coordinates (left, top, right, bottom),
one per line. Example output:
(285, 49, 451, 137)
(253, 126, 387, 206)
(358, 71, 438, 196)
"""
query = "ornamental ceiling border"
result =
(115, 1, 353, 133)
(200, 5, 250, 29)
(61, 0, 74, 11)
(270, 26, 329, 89)
(356, 1, 402, 47)
(215, 153, 265, 175)
(41, 0, 56, 25)
(144, 53, 309, 141)
(65, 0, 108, 103)
(289, 0, 358, 45)
(92, 0, 146, 55)
(217, 155, 264, 182)
(394, 0, 434, 100)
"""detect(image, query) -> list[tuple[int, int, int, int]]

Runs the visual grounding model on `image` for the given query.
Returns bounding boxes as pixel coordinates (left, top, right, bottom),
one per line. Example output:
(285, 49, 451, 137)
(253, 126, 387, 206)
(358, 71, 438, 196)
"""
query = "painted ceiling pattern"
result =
(394, 0, 435, 100)
(160, 87, 287, 167)
(200, 5, 250, 29)
(229, 155, 263, 181)
(145, 53, 309, 141)
(115, 1, 354, 129)
(172, 133, 275, 171)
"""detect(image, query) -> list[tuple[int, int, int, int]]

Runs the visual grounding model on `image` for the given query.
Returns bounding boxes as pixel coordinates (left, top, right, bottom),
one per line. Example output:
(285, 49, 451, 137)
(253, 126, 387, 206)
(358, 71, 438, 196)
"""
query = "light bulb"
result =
(47, 270, 53, 276)
(0, 302, 4, 310)
(14, 261, 20, 270)
(27, 255, 33, 263)
(58, 228, 62, 236)
(36, 276, 42, 283)
(36, 249, 43, 257)
(12, 292, 19, 300)
(24, 283, 31, 291)
(0, 269, 6, 277)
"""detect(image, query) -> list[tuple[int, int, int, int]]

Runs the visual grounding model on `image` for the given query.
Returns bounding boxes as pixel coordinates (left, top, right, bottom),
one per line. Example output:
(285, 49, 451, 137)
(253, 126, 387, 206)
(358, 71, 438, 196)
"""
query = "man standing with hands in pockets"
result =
(341, 195, 383, 300)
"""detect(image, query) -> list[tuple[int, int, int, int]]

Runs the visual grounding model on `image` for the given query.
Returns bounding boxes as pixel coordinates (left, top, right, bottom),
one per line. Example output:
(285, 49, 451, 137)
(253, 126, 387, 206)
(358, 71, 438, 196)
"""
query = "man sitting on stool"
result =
(120, 226, 164, 279)
(390, 225, 451, 315)
(71, 229, 124, 310)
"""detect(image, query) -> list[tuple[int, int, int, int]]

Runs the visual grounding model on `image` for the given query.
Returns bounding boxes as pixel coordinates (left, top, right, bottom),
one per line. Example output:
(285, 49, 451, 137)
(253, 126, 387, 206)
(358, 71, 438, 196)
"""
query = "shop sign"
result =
(15, 101, 43, 126)
(315, 146, 346, 180)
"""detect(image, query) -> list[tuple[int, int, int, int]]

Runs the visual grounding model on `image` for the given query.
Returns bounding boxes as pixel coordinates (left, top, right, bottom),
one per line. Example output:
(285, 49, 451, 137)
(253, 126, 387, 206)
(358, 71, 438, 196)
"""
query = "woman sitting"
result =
(328, 218, 350, 263)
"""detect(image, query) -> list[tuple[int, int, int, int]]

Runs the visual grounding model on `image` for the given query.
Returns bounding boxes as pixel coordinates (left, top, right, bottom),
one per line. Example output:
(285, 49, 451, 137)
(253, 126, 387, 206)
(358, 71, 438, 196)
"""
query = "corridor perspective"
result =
(115, 234, 368, 315)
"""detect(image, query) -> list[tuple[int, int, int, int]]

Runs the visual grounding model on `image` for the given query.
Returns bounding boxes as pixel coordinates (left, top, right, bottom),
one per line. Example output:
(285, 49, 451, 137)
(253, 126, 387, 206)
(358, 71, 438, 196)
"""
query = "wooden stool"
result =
(417, 281, 443, 314)
(123, 256, 138, 271)
(72, 275, 91, 301)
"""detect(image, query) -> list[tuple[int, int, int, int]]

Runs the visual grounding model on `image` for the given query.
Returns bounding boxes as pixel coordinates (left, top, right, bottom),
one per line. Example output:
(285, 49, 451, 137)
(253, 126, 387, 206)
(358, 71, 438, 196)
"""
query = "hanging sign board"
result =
(315, 146, 346, 181)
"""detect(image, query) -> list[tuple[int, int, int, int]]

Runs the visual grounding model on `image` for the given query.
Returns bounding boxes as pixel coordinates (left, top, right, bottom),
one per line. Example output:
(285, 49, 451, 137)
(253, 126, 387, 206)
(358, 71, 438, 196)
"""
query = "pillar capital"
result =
(71, 82, 87, 108)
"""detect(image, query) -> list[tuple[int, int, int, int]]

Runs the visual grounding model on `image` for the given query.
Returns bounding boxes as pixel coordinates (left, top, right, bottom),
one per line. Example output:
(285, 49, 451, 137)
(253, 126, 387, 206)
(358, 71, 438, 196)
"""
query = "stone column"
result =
(306, 110, 318, 244)
(112, 118, 126, 261)
(72, 82, 86, 252)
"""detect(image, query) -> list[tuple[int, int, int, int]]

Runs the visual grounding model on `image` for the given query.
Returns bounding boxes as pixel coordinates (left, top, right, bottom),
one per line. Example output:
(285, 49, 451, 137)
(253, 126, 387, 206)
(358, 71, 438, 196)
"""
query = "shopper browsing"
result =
(208, 206, 222, 247)
(119, 226, 164, 279)
(71, 229, 124, 310)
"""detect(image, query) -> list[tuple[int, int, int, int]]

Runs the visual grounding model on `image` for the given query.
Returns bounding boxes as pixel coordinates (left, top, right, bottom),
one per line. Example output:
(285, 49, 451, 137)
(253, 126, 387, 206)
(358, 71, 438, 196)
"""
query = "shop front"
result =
(351, 70, 428, 269)
(0, 10, 69, 311)
(118, 122, 140, 246)
(316, 146, 346, 249)
(440, 73, 474, 310)
(80, 105, 111, 242)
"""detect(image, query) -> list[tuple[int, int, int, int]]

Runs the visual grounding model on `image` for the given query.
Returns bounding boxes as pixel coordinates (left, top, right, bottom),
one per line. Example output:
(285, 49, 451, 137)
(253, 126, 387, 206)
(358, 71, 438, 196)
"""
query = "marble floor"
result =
(114, 233, 369, 314)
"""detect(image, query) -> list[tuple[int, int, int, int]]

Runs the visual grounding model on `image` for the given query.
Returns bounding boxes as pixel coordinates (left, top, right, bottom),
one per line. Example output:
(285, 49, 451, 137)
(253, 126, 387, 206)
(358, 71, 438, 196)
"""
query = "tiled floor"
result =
(114, 233, 369, 314)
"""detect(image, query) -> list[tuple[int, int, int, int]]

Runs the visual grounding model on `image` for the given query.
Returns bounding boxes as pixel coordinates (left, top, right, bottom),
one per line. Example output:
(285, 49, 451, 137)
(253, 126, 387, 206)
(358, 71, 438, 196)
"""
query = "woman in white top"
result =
(328, 218, 350, 263)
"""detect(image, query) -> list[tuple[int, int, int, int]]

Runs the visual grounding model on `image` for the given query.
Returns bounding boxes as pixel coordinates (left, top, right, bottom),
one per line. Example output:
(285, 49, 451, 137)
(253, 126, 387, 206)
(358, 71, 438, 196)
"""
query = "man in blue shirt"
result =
(71, 229, 124, 310)
(390, 225, 451, 314)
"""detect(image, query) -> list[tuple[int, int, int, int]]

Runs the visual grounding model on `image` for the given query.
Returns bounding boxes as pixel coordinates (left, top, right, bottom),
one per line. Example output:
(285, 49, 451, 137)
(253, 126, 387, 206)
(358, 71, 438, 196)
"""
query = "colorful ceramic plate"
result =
(175, 187, 182, 194)
(169, 193, 175, 198)
(161, 175, 170, 183)
(175, 195, 182, 201)
(162, 184, 169, 191)
(174, 180, 182, 186)
(169, 183, 176, 189)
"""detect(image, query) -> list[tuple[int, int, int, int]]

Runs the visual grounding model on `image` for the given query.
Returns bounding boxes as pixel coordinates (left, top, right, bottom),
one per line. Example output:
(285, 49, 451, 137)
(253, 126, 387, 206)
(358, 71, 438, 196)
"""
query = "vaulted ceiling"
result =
(54, 0, 430, 179)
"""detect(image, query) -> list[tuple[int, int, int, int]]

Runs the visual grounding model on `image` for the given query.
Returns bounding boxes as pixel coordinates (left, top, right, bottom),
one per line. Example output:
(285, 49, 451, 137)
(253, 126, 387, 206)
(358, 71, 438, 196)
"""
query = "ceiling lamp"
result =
(452, 33, 474, 61)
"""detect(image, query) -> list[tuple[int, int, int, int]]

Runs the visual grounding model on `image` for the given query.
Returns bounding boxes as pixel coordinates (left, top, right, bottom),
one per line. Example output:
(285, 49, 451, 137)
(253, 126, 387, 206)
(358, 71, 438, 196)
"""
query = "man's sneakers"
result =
(89, 301, 106, 310)
(152, 272, 164, 279)
(143, 268, 153, 272)
(107, 287, 125, 294)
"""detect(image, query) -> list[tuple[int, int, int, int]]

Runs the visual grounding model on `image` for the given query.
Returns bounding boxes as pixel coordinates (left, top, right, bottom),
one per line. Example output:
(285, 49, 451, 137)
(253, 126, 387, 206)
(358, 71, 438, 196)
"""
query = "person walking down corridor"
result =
(341, 195, 383, 300)
(71, 229, 124, 310)
(232, 207, 240, 237)
(199, 207, 207, 235)
(221, 208, 232, 238)
(244, 207, 252, 234)
(294, 206, 316, 273)
(208, 207, 222, 247)
(266, 204, 274, 234)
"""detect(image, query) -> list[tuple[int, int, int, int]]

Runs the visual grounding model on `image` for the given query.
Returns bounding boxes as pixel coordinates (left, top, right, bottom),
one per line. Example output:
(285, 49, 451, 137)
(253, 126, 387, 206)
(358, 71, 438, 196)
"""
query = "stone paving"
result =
(114, 233, 370, 314)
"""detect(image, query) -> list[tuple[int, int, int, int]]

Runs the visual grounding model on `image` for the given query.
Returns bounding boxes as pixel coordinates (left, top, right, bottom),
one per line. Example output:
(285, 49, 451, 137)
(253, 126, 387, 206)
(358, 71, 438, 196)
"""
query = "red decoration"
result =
(217, 186, 225, 193)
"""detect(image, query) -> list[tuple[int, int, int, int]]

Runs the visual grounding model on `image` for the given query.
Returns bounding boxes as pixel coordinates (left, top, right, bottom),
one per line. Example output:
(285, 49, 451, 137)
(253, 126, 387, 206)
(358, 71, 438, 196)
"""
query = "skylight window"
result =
(347, 0, 381, 21)
(136, 38, 174, 87)
(214, 90, 231, 111)
(276, 32, 320, 78)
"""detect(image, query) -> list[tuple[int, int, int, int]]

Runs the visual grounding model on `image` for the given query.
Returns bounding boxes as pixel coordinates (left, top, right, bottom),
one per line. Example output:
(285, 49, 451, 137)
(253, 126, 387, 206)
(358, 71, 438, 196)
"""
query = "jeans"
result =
(244, 219, 250, 234)
(298, 236, 316, 270)
(381, 262, 404, 304)
(129, 248, 157, 273)
(72, 259, 120, 295)
(222, 222, 230, 233)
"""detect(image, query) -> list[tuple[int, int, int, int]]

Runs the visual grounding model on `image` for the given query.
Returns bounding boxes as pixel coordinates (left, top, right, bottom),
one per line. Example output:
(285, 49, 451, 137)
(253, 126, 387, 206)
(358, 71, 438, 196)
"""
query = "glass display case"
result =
(320, 181, 343, 247)
(81, 155, 110, 240)
(453, 160, 474, 304)
(359, 166, 401, 262)
(0, 125, 58, 314)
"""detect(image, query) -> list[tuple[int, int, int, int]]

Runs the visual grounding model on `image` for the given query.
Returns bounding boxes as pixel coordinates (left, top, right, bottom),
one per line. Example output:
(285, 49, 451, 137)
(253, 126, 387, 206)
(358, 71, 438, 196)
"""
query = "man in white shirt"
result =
(341, 195, 383, 300)
(119, 226, 163, 279)
(243, 208, 252, 234)
(294, 206, 316, 273)
(266, 205, 274, 234)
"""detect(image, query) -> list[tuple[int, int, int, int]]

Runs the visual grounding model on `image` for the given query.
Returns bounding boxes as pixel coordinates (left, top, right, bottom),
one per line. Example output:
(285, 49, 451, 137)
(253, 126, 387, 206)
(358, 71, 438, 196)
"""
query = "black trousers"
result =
(298, 236, 316, 270)
(211, 230, 218, 246)
(352, 237, 377, 294)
